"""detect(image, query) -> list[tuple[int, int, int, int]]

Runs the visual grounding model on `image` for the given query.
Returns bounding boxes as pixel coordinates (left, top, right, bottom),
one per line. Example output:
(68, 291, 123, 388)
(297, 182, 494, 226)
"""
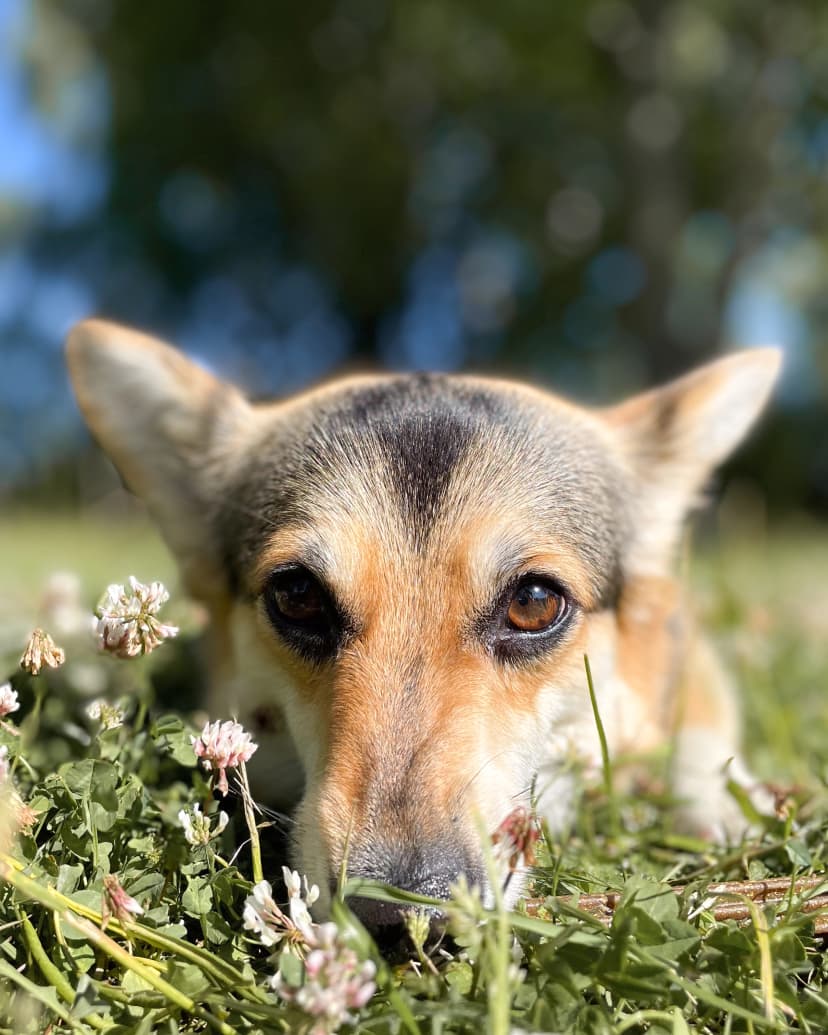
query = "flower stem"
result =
(0, 852, 266, 998)
(20, 913, 112, 1030)
(237, 760, 263, 884)
(0, 958, 89, 1034)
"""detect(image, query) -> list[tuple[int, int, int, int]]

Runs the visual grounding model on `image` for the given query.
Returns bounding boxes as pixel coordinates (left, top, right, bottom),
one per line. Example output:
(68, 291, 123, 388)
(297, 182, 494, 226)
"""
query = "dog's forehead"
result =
(223, 374, 630, 603)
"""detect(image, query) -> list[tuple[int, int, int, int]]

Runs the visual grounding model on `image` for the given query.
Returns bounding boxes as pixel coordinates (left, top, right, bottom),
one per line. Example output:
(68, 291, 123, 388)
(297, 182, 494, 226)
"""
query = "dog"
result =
(67, 319, 780, 927)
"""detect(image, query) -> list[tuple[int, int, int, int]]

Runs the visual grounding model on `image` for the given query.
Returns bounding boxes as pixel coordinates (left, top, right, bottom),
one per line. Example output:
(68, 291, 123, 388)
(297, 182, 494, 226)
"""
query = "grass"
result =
(0, 507, 827, 1034)
(0, 507, 175, 624)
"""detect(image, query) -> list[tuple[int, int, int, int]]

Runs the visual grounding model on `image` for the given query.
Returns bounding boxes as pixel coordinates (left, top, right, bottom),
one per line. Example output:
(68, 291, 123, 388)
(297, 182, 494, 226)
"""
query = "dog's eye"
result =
(506, 582, 563, 632)
(262, 566, 347, 662)
(266, 568, 328, 627)
(478, 574, 572, 664)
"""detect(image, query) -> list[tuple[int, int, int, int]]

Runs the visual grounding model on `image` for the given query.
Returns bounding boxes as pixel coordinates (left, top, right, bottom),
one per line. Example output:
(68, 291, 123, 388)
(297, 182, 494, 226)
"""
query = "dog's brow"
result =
(489, 549, 586, 606)
(252, 531, 333, 590)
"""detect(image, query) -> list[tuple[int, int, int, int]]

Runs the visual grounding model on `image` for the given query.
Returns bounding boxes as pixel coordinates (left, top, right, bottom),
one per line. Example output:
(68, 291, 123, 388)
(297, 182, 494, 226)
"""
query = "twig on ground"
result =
(525, 874, 828, 933)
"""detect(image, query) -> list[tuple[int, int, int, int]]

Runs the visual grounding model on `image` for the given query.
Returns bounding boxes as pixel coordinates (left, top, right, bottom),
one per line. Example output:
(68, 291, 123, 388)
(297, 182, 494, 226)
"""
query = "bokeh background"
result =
(1, 0, 827, 516)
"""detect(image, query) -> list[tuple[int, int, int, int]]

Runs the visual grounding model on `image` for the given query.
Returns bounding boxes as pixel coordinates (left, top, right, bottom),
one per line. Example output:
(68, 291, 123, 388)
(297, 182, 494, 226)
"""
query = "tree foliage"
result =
(8, 0, 828, 506)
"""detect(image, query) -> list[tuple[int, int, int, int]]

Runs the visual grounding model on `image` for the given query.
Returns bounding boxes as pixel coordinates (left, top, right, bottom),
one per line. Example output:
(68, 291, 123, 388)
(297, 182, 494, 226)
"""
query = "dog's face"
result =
(67, 321, 780, 918)
(224, 376, 631, 909)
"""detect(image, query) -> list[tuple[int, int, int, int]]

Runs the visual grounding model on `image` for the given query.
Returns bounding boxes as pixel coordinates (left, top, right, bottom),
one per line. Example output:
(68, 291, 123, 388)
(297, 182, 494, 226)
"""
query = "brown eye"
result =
(481, 575, 572, 663)
(270, 571, 326, 624)
(263, 566, 346, 663)
(507, 582, 562, 632)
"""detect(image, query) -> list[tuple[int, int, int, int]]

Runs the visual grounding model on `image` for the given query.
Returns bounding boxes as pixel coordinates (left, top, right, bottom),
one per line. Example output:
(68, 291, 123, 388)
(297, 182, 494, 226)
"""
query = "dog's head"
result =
(67, 320, 780, 922)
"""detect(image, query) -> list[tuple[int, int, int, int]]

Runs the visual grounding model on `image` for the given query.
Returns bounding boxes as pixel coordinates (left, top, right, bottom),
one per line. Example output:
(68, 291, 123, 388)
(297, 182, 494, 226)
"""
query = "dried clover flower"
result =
(492, 805, 541, 871)
(101, 873, 144, 926)
(95, 576, 178, 659)
(192, 719, 257, 796)
(20, 628, 65, 675)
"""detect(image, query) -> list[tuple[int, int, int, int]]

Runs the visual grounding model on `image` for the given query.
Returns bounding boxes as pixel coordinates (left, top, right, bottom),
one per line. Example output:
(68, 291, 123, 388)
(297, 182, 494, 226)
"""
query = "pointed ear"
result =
(602, 348, 782, 575)
(66, 319, 254, 599)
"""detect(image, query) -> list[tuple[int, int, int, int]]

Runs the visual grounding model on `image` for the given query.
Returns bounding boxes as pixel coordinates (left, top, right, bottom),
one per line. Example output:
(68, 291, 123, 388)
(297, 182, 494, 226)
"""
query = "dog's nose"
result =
(342, 841, 484, 935)
(345, 894, 429, 933)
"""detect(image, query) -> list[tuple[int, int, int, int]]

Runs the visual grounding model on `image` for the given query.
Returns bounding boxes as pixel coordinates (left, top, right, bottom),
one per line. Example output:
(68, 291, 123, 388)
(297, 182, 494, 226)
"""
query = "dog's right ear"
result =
(66, 319, 254, 598)
(602, 347, 781, 576)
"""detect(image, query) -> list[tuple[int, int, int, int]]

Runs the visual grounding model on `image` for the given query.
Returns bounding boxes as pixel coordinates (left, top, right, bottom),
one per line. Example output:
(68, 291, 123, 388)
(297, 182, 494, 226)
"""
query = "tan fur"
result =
(614, 576, 683, 750)
(66, 318, 782, 913)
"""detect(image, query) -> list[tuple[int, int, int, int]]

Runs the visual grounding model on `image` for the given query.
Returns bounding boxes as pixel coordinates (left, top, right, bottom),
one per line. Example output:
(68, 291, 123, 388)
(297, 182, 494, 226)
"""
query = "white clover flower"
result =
(178, 803, 229, 846)
(20, 628, 65, 675)
(191, 719, 257, 796)
(243, 867, 318, 954)
(101, 873, 144, 926)
(86, 698, 125, 731)
(0, 746, 8, 783)
(243, 880, 291, 949)
(270, 920, 377, 1033)
(0, 684, 19, 718)
(95, 576, 179, 659)
(283, 866, 320, 941)
(245, 866, 376, 1032)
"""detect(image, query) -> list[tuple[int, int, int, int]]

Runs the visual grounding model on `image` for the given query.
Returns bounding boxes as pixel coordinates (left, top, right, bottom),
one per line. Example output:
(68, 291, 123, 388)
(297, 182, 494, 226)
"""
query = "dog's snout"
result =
(342, 840, 484, 934)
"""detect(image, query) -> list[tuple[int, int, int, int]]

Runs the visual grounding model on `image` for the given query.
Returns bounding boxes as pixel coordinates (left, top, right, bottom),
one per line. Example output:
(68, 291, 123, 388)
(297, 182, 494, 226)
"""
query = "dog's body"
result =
(67, 320, 780, 921)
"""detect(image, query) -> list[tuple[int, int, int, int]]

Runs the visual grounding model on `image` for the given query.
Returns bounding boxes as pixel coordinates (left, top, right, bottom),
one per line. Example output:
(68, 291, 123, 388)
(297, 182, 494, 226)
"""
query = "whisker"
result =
(511, 784, 537, 803)
(256, 803, 295, 828)
(225, 783, 295, 830)
(454, 748, 517, 805)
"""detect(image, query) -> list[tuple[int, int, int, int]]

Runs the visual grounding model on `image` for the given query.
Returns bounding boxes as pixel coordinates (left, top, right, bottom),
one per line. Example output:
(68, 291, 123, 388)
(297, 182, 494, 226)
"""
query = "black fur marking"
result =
(308, 374, 501, 544)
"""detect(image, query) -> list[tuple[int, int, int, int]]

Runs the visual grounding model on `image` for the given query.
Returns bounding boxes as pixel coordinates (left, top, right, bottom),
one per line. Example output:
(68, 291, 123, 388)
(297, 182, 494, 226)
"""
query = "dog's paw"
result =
(673, 734, 777, 843)
(674, 775, 777, 843)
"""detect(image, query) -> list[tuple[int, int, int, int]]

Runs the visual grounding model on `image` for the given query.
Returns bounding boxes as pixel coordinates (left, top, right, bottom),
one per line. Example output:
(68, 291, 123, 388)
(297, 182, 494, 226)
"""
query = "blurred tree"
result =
(7, 0, 828, 508)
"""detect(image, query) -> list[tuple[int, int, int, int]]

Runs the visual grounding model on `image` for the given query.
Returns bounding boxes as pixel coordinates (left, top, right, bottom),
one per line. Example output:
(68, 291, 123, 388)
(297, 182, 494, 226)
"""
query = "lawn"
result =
(0, 507, 826, 1034)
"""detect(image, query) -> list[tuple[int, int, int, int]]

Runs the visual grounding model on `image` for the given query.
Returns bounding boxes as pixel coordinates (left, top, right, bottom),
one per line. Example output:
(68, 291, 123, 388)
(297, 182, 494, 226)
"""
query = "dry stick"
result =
(524, 874, 828, 934)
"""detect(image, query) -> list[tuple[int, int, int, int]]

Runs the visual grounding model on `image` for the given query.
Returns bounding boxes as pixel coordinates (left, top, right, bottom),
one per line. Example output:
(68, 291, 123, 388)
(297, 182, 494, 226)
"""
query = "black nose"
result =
(346, 895, 436, 933)
(342, 841, 484, 935)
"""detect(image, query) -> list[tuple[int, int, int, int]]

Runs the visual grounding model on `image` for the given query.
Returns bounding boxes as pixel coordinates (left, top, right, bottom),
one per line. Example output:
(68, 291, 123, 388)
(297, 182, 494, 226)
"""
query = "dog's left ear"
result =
(603, 348, 782, 574)
(66, 318, 255, 599)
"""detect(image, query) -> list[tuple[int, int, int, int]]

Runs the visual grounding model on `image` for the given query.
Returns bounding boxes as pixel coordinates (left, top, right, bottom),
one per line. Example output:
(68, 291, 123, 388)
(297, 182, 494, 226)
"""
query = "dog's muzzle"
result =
(340, 838, 486, 936)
